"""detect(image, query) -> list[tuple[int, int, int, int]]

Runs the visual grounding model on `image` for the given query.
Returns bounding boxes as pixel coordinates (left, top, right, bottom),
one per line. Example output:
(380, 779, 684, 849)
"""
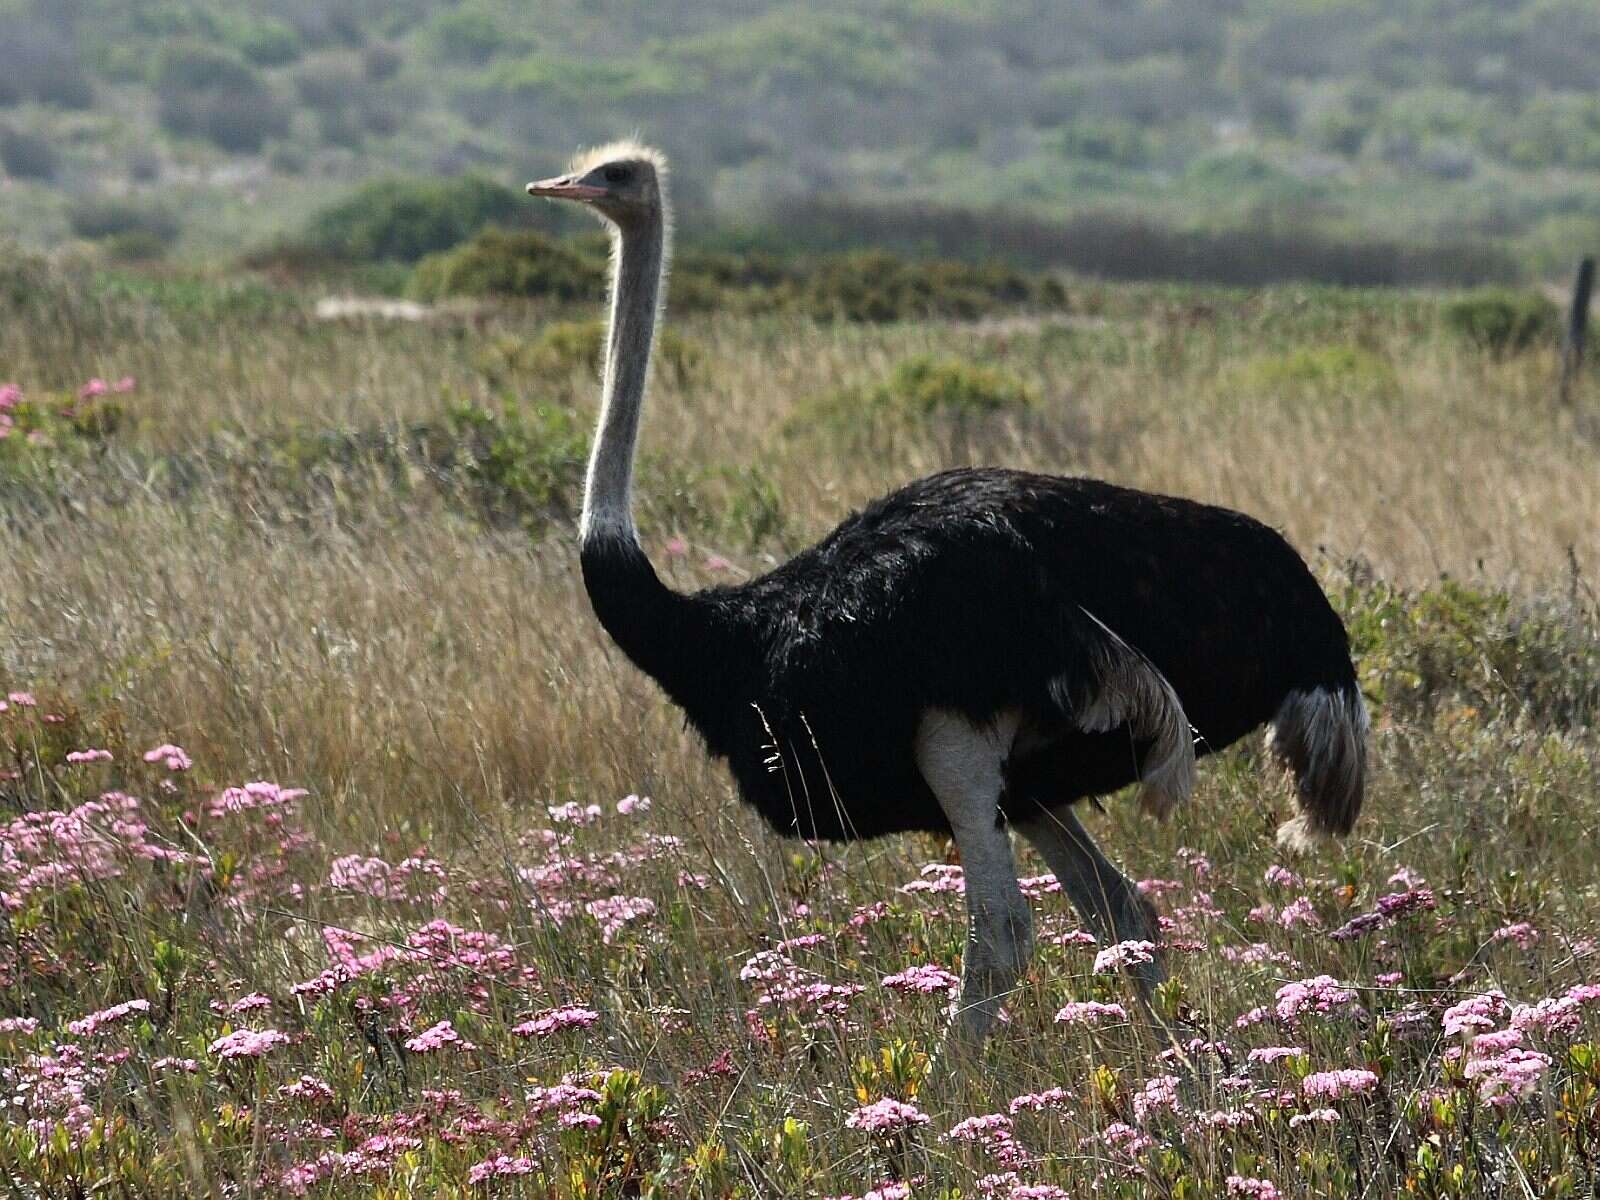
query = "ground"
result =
(1, 262, 1599, 1197)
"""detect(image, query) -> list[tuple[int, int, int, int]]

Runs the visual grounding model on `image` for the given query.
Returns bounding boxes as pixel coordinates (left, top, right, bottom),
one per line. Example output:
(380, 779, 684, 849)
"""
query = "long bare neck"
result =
(577, 203, 704, 690)
(581, 211, 666, 544)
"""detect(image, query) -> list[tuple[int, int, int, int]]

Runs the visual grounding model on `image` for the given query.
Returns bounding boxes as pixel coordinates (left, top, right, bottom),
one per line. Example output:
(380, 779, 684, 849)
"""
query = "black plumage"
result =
(583, 467, 1361, 842)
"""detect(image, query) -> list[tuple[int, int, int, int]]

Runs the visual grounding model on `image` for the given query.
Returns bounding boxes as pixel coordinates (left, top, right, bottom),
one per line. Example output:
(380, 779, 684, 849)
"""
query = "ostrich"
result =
(528, 142, 1368, 1047)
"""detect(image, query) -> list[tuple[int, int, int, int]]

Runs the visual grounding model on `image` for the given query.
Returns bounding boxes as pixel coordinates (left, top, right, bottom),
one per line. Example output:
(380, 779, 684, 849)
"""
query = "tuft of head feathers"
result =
(566, 139, 669, 179)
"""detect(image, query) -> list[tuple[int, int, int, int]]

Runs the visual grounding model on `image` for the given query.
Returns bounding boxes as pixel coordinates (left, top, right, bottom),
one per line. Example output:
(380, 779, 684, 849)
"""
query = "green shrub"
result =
(788, 354, 1035, 444)
(307, 176, 526, 263)
(408, 228, 604, 300)
(797, 250, 1053, 324)
(1236, 344, 1399, 401)
(154, 43, 288, 151)
(1346, 579, 1600, 728)
(443, 398, 589, 528)
(226, 17, 302, 66)
(66, 199, 180, 247)
(0, 126, 57, 181)
(1442, 289, 1561, 356)
(473, 320, 701, 388)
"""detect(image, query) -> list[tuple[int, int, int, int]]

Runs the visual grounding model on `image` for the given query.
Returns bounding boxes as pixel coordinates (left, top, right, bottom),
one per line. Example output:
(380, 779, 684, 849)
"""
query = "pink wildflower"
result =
(68, 998, 151, 1037)
(1290, 1108, 1341, 1127)
(1465, 1046, 1551, 1105)
(141, 744, 192, 771)
(548, 801, 602, 826)
(78, 378, 110, 399)
(0, 384, 19, 410)
(1247, 1045, 1305, 1064)
(0, 1017, 39, 1035)
(281, 1075, 335, 1103)
(404, 1020, 475, 1053)
(1227, 1176, 1283, 1200)
(585, 894, 656, 942)
(1132, 1074, 1181, 1123)
(64, 749, 113, 764)
(1441, 992, 1507, 1038)
(1277, 897, 1321, 929)
(1301, 1068, 1380, 1100)
(468, 1154, 535, 1183)
(512, 1005, 600, 1038)
(1274, 975, 1360, 1024)
(847, 1097, 930, 1134)
(616, 793, 651, 815)
(1008, 1087, 1071, 1113)
(209, 1028, 291, 1059)
(1093, 939, 1157, 973)
(947, 1113, 1013, 1141)
(882, 964, 961, 996)
(7, 692, 36, 707)
(149, 1056, 199, 1074)
(1054, 1000, 1127, 1026)
(1492, 922, 1539, 950)
(113, 376, 136, 393)
(209, 780, 307, 817)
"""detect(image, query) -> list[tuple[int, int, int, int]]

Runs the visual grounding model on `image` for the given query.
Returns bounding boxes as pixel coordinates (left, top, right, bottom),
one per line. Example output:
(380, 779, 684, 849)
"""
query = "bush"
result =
(1442, 290, 1561, 356)
(66, 199, 180, 247)
(788, 354, 1035, 445)
(306, 176, 528, 263)
(1236, 345, 1400, 402)
(797, 251, 1053, 324)
(228, 18, 302, 66)
(0, 127, 57, 181)
(410, 228, 605, 300)
(155, 43, 289, 152)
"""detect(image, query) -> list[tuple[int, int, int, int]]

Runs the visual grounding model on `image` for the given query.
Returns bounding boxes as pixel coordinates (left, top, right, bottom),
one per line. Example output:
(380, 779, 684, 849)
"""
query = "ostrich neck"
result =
(578, 207, 708, 693)
(581, 214, 664, 543)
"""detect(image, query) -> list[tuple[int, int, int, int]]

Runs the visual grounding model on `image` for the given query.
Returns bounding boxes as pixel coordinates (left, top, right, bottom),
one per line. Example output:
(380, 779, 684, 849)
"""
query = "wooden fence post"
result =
(1560, 256, 1594, 407)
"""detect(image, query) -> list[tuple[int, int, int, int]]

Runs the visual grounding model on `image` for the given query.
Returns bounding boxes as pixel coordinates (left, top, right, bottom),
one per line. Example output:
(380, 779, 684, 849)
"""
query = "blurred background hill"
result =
(1, 0, 1597, 280)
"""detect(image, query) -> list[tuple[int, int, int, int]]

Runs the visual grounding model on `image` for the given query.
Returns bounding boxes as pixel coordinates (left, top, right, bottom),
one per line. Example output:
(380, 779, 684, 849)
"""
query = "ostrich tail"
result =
(1056, 608, 1196, 820)
(1268, 683, 1369, 853)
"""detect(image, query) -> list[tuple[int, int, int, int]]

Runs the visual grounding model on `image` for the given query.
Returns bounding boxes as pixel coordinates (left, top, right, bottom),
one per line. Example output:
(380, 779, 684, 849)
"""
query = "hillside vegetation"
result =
(1, 250, 1599, 1195)
(1, 0, 1599, 273)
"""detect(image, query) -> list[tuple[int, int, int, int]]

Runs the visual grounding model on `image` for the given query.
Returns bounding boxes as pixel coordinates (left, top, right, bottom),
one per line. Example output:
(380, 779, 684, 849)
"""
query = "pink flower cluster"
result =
(209, 1028, 291, 1060)
(512, 1005, 600, 1038)
(142, 743, 192, 771)
(404, 1020, 475, 1054)
(1274, 975, 1361, 1025)
(1054, 1000, 1127, 1026)
(847, 1098, 930, 1134)
(67, 998, 151, 1038)
(882, 963, 961, 996)
(1093, 939, 1157, 973)
(1301, 1068, 1380, 1100)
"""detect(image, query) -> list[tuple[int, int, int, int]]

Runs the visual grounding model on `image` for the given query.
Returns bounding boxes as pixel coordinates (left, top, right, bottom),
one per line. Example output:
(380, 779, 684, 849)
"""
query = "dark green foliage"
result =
(441, 398, 589, 528)
(66, 200, 180, 247)
(305, 176, 528, 263)
(0, 127, 57, 181)
(154, 43, 289, 151)
(411, 229, 1060, 322)
(409, 228, 604, 300)
(1442, 289, 1561, 356)
(794, 251, 1053, 324)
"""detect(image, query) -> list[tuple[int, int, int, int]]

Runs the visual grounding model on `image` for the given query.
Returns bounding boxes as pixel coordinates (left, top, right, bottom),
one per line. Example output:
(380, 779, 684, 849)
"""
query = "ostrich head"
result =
(527, 140, 667, 230)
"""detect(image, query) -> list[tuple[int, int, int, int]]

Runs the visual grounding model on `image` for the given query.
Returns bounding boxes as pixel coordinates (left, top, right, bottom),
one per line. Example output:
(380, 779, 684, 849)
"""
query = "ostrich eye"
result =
(602, 165, 632, 184)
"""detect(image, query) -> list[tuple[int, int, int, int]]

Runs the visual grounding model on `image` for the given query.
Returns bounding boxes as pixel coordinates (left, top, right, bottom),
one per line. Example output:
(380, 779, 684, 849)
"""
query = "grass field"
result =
(2, 253, 1600, 1197)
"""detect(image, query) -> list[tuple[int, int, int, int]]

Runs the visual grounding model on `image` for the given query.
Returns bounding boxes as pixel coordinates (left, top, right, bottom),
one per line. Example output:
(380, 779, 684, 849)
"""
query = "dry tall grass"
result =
(2, 269, 1599, 1196)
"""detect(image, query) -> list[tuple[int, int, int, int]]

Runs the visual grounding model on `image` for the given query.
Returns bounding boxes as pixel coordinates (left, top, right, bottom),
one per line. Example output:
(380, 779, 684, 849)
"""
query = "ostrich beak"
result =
(527, 175, 607, 201)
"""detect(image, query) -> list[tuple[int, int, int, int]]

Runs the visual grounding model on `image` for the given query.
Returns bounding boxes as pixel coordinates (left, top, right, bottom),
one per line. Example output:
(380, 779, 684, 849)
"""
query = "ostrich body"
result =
(530, 143, 1369, 1045)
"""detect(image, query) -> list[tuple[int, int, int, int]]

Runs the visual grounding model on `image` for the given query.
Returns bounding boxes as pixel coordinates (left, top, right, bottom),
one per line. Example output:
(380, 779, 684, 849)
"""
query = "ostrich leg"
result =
(1014, 804, 1165, 998)
(915, 710, 1034, 1047)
